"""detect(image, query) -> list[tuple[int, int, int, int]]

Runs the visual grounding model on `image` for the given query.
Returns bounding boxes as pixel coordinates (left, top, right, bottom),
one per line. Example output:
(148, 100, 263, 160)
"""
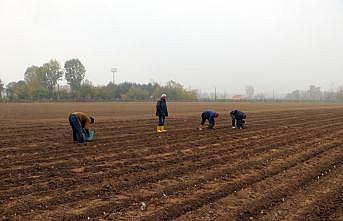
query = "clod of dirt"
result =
(140, 202, 147, 211)
(70, 167, 85, 173)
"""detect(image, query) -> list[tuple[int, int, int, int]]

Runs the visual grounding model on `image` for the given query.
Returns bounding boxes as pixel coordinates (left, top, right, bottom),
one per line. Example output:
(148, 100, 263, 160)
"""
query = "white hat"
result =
(161, 94, 167, 98)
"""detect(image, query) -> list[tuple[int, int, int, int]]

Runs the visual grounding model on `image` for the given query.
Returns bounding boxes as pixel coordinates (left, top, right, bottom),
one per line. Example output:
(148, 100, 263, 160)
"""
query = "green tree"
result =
(125, 87, 149, 101)
(40, 60, 63, 100)
(92, 83, 116, 100)
(24, 65, 48, 100)
(64, 58, 86, 93)
(6, 81, 29, 101)
(183, 89, 198, 100)
(152, 84, 163, 100)
(24, 65, 41, 84)
(151, 80, 197, 101)
(115, 82, 134, 99)
(5, 82, 16, 100)
(164, 80, 184, 100)
(79, 80, 95, 100)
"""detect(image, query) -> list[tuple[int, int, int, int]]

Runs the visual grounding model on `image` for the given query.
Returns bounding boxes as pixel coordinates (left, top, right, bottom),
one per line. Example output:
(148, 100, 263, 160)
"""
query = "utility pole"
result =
(111, 67, 117, 100)
(57, 84, 60, 101)
(111, 67, 117, 85)
(214, 88, 217, 102)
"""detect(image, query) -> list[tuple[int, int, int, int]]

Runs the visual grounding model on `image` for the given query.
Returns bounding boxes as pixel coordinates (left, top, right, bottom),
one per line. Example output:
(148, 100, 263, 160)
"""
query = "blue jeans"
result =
(69, 114, 85, 143)
(158, 116, 165, 126)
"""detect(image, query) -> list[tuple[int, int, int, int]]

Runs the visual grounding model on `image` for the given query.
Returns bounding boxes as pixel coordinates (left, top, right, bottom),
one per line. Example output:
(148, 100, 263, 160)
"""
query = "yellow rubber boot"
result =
(157, 126, 162, 133)
(161, 126, 167, 132)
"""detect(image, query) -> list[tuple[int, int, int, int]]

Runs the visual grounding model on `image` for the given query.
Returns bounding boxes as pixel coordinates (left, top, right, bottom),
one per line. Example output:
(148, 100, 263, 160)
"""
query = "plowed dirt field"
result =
(0, 102, 342, 221)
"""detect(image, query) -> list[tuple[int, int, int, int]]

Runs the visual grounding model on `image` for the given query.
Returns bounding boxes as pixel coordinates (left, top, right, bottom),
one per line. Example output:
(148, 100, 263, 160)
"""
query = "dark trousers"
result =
(201, 113, 207, 125)
(232, 118, 245, 128)
(158, 116, 165, 126)
(69, 114, 84, 143)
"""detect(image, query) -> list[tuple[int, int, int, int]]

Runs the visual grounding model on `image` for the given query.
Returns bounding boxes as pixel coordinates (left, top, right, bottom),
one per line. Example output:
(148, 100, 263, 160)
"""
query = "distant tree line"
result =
(286, 85, 343, 102)
(0, 59, 197, 102)
(2, 61, 342, 103)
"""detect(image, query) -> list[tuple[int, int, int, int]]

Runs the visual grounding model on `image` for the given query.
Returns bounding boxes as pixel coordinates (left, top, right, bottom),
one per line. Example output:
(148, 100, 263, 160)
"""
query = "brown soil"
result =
(0, 102, 342, 221)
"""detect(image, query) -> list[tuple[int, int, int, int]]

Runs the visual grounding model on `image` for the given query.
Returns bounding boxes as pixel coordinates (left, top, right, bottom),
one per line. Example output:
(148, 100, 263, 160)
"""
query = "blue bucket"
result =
(84, 131, 95, 142)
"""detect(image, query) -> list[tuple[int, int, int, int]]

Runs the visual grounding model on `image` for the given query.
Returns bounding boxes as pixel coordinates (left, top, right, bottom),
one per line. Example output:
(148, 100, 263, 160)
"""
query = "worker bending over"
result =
(199, 110, 219, 130)
(230, 110, 246, 129)
(68, 112, 94, 143)
(156, 94, 168, 133)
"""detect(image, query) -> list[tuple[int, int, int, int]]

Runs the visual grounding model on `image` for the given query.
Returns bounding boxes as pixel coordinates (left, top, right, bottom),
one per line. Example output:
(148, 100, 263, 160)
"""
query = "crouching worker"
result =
(199, 110, 219, 130)
(68, 112, 95, 143)
(230, 110, 246, 129)
(156, 94, 168, 133)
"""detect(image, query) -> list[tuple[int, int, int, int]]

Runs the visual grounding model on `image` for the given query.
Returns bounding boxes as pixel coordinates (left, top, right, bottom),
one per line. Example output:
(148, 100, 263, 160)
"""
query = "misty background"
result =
(1, 0, 343, 95)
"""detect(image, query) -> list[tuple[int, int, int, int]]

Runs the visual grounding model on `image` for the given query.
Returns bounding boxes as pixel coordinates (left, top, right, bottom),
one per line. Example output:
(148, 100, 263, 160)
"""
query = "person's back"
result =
(230, 110, 246, 129)
(156, 99, 168, 117)
(200, 110, 219, 130)
(203, 110, 216, 120)
(230, 110, 246, 120)
(72, 112, 91, 130)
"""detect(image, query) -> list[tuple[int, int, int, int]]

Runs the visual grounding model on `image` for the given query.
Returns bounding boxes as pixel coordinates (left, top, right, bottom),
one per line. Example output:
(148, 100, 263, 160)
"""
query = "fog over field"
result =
(0, 0, 343, 94)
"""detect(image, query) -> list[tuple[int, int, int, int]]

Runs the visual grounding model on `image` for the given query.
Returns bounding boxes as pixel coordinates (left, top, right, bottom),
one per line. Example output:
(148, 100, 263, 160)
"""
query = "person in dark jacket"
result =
(199, 110, 219, 130)
(68, 112, 95, 143)
(230, 110, 246, 129)
(156, 94, 168, 132)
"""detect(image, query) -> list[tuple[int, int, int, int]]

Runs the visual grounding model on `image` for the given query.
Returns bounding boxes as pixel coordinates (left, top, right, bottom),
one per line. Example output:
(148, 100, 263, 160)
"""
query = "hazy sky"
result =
(1, 0, 342, 94)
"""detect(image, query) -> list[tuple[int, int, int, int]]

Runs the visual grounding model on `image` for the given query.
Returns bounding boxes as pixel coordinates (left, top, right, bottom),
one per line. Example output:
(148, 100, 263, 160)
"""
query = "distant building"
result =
(232, 94, 245, 100)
